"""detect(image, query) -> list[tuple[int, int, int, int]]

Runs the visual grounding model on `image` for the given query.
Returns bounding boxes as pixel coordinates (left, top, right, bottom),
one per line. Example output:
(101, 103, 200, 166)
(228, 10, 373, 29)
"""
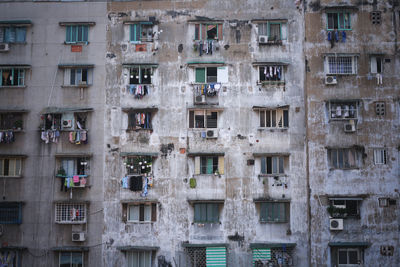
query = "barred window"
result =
(326, 56, 356, 74)
(253, 247, 295, 266)
(189, 110, 218, 129)
(55, 203, 86, 224)
(0, 68, 25, 86)
(328, 101, 358, 120)
(0, 202, 22, 224)
(374, 149, 387, 165)
(327, 12, 351, 30)
(328, 148, 362, 169)
(259, 202, 289, 223)
(259, 109, 289, 128)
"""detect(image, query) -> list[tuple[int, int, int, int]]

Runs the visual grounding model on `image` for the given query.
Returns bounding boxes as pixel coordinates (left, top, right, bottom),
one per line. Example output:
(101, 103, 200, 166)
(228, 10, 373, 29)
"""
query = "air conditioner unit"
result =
(330, 218, 344, 230)
(206, 129, 218, 139)
(62, 119, 72, 128)
(195, 95, 206, 104)
(0, 43, 9, 52)
(344, 123, 356, 133)
(325, 76, 337, 85)
(258, 35, 268, 44)
(72, 232, 85, 242)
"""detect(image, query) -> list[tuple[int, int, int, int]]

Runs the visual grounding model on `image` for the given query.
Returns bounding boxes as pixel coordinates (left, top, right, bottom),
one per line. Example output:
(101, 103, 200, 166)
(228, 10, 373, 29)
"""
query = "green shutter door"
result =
(206, 247, 226, 267)
(252, 248, 271, 266)
(196, 68, 206, 83)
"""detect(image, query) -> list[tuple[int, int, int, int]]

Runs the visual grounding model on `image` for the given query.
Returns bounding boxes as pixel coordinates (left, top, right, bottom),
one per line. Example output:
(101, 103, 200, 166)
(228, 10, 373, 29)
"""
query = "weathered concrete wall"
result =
(0, 2, 106, 266)
(104, 0, 307, 266)
(305, 0, 400, 266)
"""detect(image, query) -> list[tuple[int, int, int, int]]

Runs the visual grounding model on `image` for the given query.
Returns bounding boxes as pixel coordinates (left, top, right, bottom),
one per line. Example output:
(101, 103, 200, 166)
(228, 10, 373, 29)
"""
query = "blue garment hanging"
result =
(341, 31, 346, 42)
(327, 31, 332, 41)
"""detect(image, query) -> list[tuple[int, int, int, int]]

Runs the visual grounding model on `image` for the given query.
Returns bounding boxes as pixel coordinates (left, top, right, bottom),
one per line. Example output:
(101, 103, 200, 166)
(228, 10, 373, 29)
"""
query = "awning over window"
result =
(58, 64, 95, 69)
(252, 105, 289, 110)
(120, 152, 158, 157)
(328, 197, 364, 201)
(41, 107, 93, 114)
(250, 243, 296, 249)
(187, 61, 225, 68)
(253, 152, 290, 157)
(0, 246, 27, 251)
(187, 152, 225, 157)
(188, 106, 224, 111)
(187, 199, 225, 204)
(328, 242, 370, 248)
(323, 6, 359, 12)
(252, 61, 289, 66)
(0, 20, 32, 27)
(253, 198, 290, 203)
(121, 107, 158, 113)
(0, 64, 31, 69)
(55, 153, 93, 158)
(251, 19, 288, 23)
(0, 109, 28, 113)
(120, 199, 159, 204)
(123, 21, 156, 25)
(51, 246, 89, 251)
(181, 243, 228, 248)
(0, 154, 27, 158)
(187, 20, 224, 24)
(323, 53, 360, 57)
(122, 63, 158, 68)
(59, 22, 96, 26)
(116, 246, 159, 251)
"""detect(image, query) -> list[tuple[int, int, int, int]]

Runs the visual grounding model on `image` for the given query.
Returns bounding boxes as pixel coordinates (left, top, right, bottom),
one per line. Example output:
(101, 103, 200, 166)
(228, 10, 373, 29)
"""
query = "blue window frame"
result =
(0, 202, 22, 224)
(258, 21, 287, 41)
(260, 202, 288, 223)
(0, 27, 26, 43)
(130, 22, 153, 43)
(0, 68, 25, 86)
(327, 12, 351, 30)
(66, 25, 88, 43)
(194, 23, 223, 41)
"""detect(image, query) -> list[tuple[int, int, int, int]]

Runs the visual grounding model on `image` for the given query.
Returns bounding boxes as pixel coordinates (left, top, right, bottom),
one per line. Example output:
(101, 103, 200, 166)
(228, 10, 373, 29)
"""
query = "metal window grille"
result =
(0, 203, 21, 224)
(374, 149, 387, 165)
(253, 247, 295, 267)
(55, 203, 86, 224)
(371, 12, 381, 25)
(329, 102, 357, 119)
(186, 247, 206, 267)
(328, 57, 354, 74)
(375, 102, 385, 116)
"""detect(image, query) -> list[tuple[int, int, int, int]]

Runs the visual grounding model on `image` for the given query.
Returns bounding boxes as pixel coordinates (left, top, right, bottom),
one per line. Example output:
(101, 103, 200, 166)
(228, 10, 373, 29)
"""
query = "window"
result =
(328, 148, 361, 169)
(370, 56, 383, 74)
(0, 202, 22, 224)
(338, 248, 362, 266)
(371, 11, 381, 25)
(59, 252, 83, 267)
(194, 156, 224, 175)
(185, 247, 227, 267)
(125, 156, 153, 175)
(260, 156, 287, 175)
(194, 67, 228, 84)
(194, 203, 220, 223)
(127, 251, 152, 267)
(0, 250, 20, 266)
(259, 109, 289, 128)
(129, 66, 153, 84)
(194, 23, 223, 40)
(259, 202, 289, 223)
(0, 158, 22, 177)
(0, 26, 26, 43)
(258, 21, 287, 41)
(66, 25, 88, 44)
(128, 111, 152, 130)
(0, 113, 23, 130)
(325, 56, 357, 75)
(252, 246, 294, 266)
(59, 158, 88, 177)
(328, 101, 358, 120)
(67, 68, 92, 86)
(55, 203, 86, 224)
(329, 199, 360, 218)
(327, 12, 351, 30)
(189, 110, 219, 129)
(130, 23, 154, 43)
(0, 68, 25, 86)
(258, 65, 285, 84)
(374, 149, 387, 164)
(375, 102, 385, 116)
(127, 203, 157, 222)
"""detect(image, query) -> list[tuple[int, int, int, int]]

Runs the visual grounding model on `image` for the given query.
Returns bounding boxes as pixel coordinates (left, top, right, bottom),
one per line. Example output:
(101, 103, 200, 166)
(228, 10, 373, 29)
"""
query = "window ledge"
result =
(0, 86, 26, 89)
(326, 73, 357, 76)
(39, 129, 88, 132)
(128, 84, 153, 86)
(126, 128, 153, 132)
(0, 175, 23, 179)
(329, 167, 360, 171)
(258, 174, 287, 178)
(259, 221, 288, 224)
(61, 85, 91, 88)
(193, 174, 222, 177)
(0, 129, 24, 132)
(257, 127, 288, 131)
(258, 40, 284, 46)
(258, 81, 285, 86)
(130, 40, 154, 44)
(329, 118, 358, 122)
(64, 42, 89, 45)
(55, 222, 87, 225)
(0, 42, 27, 45)
(126, 221, 155, 224)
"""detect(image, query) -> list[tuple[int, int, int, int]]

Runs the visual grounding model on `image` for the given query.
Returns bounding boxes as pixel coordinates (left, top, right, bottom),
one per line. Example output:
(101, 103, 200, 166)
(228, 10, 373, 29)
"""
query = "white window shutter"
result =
(370, 56, 377, 74)
(217, 67, 228, 83)
(194, 156, 200, 175)
(281, 23, 287, 40)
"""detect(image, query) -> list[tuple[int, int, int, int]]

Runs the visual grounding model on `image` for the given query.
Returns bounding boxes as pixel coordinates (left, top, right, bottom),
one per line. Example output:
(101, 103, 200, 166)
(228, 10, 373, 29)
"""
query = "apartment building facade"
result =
(0, 0, 399, 267)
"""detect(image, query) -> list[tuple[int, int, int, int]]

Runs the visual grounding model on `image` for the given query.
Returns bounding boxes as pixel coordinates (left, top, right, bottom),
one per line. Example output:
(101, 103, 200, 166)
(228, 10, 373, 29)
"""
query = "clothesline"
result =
(0, 131, 14, 143)
(194, 83, 221, 97)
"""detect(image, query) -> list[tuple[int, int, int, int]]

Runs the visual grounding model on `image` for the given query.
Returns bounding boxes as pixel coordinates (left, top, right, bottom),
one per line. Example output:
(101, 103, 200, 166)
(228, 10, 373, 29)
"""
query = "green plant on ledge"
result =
(57, 167, 66, 177)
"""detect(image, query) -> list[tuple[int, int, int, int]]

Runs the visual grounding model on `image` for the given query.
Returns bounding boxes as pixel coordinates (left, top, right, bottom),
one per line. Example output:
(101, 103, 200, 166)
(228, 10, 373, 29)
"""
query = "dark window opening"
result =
(200, 156, 218, 174)
(0, 113, 23, 130)
(206, 24, 217, 39)
(125, 156, 153, 175)
(44, 114, 62, 130)
(128, 112, 152, 130)
(206, 67, 217, 83)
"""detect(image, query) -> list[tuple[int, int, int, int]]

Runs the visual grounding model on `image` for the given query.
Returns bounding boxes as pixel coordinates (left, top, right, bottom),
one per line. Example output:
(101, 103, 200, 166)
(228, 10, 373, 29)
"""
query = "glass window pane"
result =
(279, 157, 284, 173)
(272, 157, 278, 174)
(129, 68, 140, 84)
(338, 250, 347, 264)
(144, 205, 151, 221)
(70, 69, 76, 85)
(0, 159, 3, 175)
(338, 150, 344, 168)
(71, 26, 77, 42)
(348, 250, 358, 264)
(8, 159, 16, 176)
(16, 28, 26, 43)
(60, 252, 71, 267)
(129, 205, 139, 221)
(260, 111, 265, 127)
(66, 26, 72, 42)
(139, 252, 145, 267)
(271, 110, 276, 127)
(72, 252, 83, 267)
(266, 110, 271, 127)
(83, 26, 88, 42)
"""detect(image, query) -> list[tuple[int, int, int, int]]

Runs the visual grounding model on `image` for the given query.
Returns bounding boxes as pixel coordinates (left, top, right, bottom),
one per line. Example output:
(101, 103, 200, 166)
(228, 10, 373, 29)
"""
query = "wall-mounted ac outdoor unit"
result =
(325, 76, 337, 85)
(206, 129, 218, 139)
(72, 232, 85, 242)
(62, 119, 72, 128)
(344, 120, 356, 133)
(194, 95, 206, 104)
(258, 35, 269, 44)
(0, 43, 10, 52)
(330, 218, 343, 230)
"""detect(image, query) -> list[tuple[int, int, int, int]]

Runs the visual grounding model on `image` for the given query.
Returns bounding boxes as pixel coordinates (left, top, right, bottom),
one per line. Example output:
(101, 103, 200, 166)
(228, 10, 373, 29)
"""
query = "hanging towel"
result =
(73, 175, 80, 183)
(141, 177, 148, 197)
(341, 31, 346, 42)
(122, 176, 129, 189)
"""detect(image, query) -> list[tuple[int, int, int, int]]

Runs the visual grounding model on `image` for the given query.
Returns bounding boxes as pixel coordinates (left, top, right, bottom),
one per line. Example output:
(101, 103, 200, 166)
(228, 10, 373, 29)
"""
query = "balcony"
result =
(192, 83, 220, 105)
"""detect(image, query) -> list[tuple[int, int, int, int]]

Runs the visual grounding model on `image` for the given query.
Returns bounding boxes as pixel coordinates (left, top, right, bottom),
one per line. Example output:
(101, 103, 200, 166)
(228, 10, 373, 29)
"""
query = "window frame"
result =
(189, 109, 219, 129)
(67, 68, 92, 86)
(129, 66, 153, 85)
(337, 248, 361, 266)
(59, 251, 84, 267)
(259, 201, 289, 223)
(370, 56, 383, 74)
(373, 148, 387, 165)
(0, 112, 24, 130)
(326, 12, 352, 30)
(258, 65, 285, 84)
(328, 148, 361, 169)
(130, 22, 154, 43)
(258, 108, 289, 128)
(65, 25, 89, 44)
(0, 157, 23, 177)
(193, 203, 220, 223)
(55, 203, 87, 224)
(127, 203, 157, 223)
(0, 68, 25, 87)
(330, 199, 361, 218)
(126, 251, 152, 267)
(0, 202, 22, 224)
(194, 23, 223, 41)
(258, 21, 287, 41)
(0, 26, 27, 43)
(328, 101, 358, 120)
(260, 156, 287, 175)
(127, 110, 153, 130)
(58, 157, 89, 177)
(125, 155, 153, 175)
(325, 56, 357, 75)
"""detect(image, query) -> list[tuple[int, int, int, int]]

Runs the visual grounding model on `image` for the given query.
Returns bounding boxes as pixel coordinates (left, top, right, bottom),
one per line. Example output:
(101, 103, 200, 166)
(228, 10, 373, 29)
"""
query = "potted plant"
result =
(13, 120, 23, 130)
